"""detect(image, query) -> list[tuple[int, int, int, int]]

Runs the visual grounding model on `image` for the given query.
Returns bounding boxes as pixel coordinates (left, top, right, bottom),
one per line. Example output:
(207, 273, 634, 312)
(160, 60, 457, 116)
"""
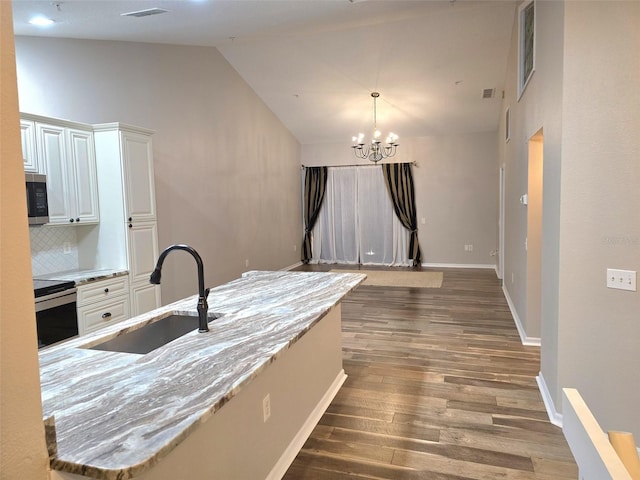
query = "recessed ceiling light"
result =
(29, 16, 55, 27)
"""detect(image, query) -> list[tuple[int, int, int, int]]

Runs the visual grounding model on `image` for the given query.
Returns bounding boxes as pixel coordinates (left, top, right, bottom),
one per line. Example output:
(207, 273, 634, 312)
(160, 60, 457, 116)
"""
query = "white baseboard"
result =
(537, 372, 563, 427)
(281, 261, 303, 271)
(421, 262, 496, 269)
(265, 370, 347, 480)
(502, 285, 541, 346)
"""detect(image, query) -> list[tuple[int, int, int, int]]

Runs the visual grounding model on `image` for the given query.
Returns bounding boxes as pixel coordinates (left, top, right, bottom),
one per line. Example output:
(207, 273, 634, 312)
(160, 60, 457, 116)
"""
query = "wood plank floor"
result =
(283, 266, 578, 480)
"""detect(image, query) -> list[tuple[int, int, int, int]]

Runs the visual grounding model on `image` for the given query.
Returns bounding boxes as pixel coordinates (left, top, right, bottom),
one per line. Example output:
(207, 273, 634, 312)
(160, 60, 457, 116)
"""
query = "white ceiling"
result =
(12, 0, 517, 145)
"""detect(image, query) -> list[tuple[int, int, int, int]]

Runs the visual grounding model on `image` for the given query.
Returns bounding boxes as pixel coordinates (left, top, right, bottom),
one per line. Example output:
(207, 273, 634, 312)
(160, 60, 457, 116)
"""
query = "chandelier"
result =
(351, 92, 399, 163)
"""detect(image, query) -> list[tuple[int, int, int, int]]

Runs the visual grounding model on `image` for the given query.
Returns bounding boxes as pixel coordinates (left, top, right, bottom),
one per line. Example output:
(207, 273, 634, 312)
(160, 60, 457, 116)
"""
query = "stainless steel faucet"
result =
(149, 244, 210, 333)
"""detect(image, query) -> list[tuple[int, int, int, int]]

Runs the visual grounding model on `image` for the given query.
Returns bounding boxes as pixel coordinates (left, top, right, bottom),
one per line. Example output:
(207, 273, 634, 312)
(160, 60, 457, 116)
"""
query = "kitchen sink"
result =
(89, 314, 218, 355)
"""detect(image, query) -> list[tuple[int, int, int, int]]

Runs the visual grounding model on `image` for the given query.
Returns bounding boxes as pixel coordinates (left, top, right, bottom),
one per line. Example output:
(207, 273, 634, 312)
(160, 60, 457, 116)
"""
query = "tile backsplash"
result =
(30, 225, 79, 276)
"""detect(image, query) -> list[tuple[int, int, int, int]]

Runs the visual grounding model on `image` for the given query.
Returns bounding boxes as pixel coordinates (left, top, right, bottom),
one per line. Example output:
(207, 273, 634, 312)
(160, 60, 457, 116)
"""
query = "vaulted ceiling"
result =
(12, 0, 517, 145)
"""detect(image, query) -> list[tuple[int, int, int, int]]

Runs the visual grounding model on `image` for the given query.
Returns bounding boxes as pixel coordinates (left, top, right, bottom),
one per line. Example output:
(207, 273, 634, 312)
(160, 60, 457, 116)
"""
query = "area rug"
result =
(330, 269, 443, 288)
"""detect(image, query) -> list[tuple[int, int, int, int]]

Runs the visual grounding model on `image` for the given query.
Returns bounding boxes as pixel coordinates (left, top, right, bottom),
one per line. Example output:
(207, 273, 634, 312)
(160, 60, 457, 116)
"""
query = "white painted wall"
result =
(0, 3, 50, 478)
(15, 37, 302, 304)
(499, 0, 565, 390)
(557, 0, 640, 440)
(302, 131, 499, 267)
(500, 0, 640, 442)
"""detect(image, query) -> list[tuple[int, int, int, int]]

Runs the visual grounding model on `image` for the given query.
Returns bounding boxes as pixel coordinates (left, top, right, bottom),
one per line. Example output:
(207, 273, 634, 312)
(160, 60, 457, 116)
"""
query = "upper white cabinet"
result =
(21, 119, 39, 173)
(121, 131, 156, 223)
(24, 114, 100, 225)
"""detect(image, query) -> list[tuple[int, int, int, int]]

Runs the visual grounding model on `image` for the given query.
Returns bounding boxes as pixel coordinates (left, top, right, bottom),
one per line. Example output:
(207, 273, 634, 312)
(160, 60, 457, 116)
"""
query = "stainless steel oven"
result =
(34, 279, 78, 348)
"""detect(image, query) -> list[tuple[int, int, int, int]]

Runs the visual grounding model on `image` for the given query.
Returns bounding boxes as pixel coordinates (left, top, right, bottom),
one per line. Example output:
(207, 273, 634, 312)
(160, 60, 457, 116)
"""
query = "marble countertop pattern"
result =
(39, 270, 365, 479)
(35, 268, 129, 286)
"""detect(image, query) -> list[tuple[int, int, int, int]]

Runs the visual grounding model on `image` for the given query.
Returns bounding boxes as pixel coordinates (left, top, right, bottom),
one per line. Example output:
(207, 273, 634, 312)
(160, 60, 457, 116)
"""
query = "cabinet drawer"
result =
(78, 297, 130, 335)
(77, 276, 129, 306)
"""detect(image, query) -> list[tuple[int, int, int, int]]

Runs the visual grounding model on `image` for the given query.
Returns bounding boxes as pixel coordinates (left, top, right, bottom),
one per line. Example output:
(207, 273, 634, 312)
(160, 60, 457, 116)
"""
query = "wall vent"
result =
(121, 8, 169, 18)
(482, 88, 496, 99)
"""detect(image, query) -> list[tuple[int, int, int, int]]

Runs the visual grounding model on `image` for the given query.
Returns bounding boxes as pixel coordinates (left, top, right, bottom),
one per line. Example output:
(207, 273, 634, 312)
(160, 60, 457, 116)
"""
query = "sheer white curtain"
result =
(311, 165, 409, 266)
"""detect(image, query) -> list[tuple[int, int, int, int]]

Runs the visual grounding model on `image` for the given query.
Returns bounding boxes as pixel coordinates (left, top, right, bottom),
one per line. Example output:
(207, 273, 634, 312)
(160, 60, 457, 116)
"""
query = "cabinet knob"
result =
(104, 288, 109, 293)
(102, 312, 112, 319)
(128, 217, 132, 222)
(129, 224, 132, 229)
(76, 218, 80, 223)
(69, 218, 74, 223)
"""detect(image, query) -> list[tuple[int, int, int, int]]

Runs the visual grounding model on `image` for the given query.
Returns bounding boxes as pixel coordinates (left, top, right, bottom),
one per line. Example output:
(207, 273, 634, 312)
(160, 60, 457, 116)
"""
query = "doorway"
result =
(526, 129, 544, 341)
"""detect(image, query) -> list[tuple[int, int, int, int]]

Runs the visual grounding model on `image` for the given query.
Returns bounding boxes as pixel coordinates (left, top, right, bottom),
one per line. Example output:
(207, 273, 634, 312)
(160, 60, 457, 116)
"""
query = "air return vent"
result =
(482, 88, 496, 99)
(121, 8, 168, 18)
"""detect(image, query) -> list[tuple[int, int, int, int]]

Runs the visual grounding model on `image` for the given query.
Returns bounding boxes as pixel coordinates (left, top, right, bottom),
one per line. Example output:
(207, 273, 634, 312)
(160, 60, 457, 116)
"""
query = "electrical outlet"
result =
(262, 394, 271, 422)
(464, 244, 474, 252)
(293, 244, 297, 252)
(245, 259, 249, 268)
(63, 242, 71, 254)
(606, 268, 637, 291)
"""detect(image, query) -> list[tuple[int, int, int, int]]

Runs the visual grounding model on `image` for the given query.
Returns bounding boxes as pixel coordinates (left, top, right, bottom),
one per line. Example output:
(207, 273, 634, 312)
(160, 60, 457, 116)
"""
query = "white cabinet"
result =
(21, 119, 39, 173)
(94, 124, 161, 317)
(130, 282, 161, 317)
(30, 117, 99, 225)
(77, 276, 130, 335)
(67, 128, 100, 223)
(128, 221, 161, 315)
(122, 131, 157, 223)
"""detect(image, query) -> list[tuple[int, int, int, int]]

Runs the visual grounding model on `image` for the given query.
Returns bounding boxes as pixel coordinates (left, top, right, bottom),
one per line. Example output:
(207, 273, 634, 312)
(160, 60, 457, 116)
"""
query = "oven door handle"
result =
(35, 289, 77, 313)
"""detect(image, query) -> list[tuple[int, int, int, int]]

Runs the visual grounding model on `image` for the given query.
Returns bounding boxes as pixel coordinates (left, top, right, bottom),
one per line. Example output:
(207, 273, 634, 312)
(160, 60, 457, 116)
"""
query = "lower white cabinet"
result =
(130, 282, 162, 317)
(77, 276, 130, 335)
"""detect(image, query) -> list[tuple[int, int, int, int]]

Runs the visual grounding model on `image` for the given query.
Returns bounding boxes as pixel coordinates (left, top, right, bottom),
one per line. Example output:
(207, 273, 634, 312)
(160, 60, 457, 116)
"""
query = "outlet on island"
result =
(245, 259, 249, 268)
(262, 393, 271, 422)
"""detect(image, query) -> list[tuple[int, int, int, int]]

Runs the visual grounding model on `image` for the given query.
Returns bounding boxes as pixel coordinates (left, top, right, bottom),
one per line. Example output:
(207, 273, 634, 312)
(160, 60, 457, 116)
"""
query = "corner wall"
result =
(0, 2, 50, 477)
(501, 0, 640, 442)
(557, 0, 640, 440)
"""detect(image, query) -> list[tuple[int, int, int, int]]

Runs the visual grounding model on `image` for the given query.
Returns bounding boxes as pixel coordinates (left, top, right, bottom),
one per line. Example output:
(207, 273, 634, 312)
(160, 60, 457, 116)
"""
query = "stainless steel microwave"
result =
(26, 173, 49, 225)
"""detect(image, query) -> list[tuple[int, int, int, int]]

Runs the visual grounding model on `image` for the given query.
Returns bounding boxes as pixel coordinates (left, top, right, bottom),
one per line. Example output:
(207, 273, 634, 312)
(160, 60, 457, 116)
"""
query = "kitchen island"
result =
(40, 270, 365, 480)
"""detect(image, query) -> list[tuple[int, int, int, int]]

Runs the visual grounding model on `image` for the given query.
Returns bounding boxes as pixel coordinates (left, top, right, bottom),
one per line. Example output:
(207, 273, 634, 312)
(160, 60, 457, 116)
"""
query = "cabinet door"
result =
(21, 120, 39, 172)
(130, 282, 161, 317)
(37, 123, 73, 223)
(78, 296, 130, 336)
(127, 221, 159, 284)
(122, 130, 156, 223)
(67, 128, 100, 224)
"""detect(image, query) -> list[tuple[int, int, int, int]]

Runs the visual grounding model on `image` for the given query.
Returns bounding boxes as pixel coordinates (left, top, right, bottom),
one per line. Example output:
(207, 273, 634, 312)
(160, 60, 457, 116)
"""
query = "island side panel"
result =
(137, 304, 344, 480)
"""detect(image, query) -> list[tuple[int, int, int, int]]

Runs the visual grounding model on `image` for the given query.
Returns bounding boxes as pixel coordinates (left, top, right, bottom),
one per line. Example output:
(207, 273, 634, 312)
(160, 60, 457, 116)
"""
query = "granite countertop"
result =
(39, 270, 365, 479)
(35, 268, 129, 286)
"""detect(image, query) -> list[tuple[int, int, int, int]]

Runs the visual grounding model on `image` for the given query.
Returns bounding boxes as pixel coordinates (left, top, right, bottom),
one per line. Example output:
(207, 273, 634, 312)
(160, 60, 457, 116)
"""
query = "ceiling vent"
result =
(121, 8, 169, 18)
(482, 88, 496, 99)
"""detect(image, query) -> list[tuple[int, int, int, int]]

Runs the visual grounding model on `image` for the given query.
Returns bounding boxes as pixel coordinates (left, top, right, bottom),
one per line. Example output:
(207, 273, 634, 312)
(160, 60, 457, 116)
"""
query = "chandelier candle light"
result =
(352, 92, 399, 163)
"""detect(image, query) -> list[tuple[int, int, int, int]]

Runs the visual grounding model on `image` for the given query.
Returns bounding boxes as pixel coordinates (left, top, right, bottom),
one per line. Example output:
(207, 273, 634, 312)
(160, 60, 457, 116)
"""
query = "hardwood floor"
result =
(283, 266, 577, 480)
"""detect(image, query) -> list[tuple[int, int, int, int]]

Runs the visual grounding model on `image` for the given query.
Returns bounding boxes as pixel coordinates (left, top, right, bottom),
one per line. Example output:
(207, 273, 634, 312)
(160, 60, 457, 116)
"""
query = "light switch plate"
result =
(606, 269, 637, 291)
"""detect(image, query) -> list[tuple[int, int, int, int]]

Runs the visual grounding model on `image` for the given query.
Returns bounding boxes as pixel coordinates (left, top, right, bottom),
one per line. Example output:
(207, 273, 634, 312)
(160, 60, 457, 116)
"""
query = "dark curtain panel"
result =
(301, 166, 328, 263)
(382, 163, 422, 266)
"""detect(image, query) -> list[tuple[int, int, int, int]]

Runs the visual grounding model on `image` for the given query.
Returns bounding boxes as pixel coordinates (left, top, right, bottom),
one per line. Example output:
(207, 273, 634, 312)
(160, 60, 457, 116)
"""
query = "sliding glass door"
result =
(311, 166, 409, 266)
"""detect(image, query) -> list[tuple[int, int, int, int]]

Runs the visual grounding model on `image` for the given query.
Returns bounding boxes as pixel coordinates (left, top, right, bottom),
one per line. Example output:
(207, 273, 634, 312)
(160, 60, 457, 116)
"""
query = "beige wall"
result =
(0, 2, 50, 478)
(557, 0, 640, 438)
(302, 131, 499, 266)
(500, 0, 565, 377)
(501, 0, 639, 440)
(15, 37, 302, 304)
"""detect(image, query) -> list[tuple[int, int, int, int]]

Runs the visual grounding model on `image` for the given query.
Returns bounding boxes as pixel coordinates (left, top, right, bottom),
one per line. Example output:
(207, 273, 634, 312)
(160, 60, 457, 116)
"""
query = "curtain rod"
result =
(301, 161, 417, 169)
